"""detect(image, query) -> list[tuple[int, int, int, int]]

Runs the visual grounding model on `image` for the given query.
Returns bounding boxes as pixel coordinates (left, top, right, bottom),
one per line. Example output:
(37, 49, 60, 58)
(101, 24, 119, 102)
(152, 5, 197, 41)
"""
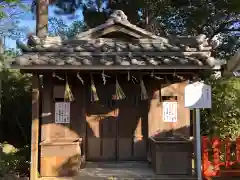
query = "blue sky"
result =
(2, 1, 83, 49)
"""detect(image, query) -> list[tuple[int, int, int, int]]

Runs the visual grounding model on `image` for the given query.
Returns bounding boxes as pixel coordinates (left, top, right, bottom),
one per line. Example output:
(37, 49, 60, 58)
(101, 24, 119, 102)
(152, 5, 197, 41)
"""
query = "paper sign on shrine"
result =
(55, 102, 71, 123)
(163, 101, 178, 123)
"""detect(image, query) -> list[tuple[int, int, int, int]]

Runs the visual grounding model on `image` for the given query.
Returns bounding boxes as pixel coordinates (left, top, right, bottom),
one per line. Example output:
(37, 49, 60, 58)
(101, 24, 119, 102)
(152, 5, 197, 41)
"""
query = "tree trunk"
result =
(0, 38, 3, 151)
(0, 38, 3, 54)
(36, 0, 48, 38)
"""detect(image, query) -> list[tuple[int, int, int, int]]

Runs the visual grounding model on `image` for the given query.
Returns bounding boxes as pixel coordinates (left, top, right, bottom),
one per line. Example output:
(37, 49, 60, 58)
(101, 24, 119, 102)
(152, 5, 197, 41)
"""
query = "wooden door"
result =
(117, 98, 147, 161)
(86, 99, 118, 161)
(86, 83, 147, 161)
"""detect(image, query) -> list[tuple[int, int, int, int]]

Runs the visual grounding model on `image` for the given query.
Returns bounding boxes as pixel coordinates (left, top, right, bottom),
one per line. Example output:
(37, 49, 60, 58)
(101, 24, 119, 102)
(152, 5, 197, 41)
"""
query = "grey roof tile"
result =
(12, 10, 222, 70)
(13, 53, 208, 67)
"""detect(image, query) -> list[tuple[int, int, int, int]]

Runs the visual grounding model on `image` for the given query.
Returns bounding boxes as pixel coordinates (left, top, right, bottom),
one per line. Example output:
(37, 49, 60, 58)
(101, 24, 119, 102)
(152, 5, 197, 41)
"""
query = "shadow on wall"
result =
(56, 154, 81, 177)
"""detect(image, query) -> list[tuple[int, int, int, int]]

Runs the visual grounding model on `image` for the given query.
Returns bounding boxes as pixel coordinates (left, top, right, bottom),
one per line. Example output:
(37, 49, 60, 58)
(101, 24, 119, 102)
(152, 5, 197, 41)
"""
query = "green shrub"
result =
(201, 77, 240, 139)
(0, 142, 30, 177)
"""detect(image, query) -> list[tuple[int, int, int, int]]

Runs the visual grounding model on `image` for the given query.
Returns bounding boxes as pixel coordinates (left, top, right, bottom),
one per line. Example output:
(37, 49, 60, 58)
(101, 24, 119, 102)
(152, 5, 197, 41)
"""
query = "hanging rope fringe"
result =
(101, 70, 110, 85)
(173, 71, 185, 80)
(90, 74, 99, 101)
(140, 76, 148, 100)
(150, 71, 163, 80)
(131, 76, 138, 84)
(127, 71, 138, 83)
(77, 72, 84, 85)
(52, 72, 64, 80)
(115, 77, 126, 100)
(64, 75, 75, 102)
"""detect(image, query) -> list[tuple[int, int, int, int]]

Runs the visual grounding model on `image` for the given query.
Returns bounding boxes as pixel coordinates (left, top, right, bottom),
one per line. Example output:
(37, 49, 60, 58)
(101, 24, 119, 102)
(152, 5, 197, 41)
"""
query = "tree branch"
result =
(220, 28, 240, 32)
(210, 19, 240, 38)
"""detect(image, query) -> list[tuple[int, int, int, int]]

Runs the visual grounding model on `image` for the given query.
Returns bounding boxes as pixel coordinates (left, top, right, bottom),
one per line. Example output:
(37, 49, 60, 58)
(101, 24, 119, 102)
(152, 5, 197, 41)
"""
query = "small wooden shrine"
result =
(12, 10, 222, 180)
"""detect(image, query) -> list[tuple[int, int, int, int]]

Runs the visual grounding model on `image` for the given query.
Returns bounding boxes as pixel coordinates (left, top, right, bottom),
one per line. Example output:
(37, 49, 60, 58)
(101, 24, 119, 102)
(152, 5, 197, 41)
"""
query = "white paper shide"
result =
(163, 101, 178, 123)
(55, 102, 70, 123)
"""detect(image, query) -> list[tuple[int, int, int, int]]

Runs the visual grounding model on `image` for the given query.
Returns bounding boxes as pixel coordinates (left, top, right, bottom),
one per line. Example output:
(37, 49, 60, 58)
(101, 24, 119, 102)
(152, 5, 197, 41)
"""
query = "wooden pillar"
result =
(192, 109, 197, 175)
(41, 74, 52, 141)
(30, 73, 40, 180)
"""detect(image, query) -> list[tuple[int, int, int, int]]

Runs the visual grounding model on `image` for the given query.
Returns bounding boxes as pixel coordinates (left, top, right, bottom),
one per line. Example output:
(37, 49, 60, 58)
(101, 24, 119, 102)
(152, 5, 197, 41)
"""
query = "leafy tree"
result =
(0, 49, 32, 147)
(0, 0, 30, 46)
(201, 77, 240, 139)
(45, 0, 240, 34)
(48, 17, 86, 39)
(0, 0, 28, 19)
(0, 20, 30, 41)
(46, 0, 240, 56)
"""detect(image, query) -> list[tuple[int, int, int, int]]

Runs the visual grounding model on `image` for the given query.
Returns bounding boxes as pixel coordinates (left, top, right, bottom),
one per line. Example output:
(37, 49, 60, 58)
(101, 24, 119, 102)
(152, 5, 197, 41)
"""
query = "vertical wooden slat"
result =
(212, 137, 220, 172)
(30, 73, 40, 180)
(236, 137, 240, 163)
(115, 108, 118, 160)
(225, 137, 231, 168)
(202, 136, 209, 176)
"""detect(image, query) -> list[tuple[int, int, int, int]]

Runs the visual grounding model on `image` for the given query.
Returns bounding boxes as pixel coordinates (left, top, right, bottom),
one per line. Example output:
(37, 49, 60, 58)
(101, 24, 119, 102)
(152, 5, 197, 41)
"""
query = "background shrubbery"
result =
(0, 142, 30, 177)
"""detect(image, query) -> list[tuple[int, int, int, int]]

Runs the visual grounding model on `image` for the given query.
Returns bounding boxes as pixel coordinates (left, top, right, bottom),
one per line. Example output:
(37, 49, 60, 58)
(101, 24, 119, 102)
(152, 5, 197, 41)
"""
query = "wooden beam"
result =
(30, 73, 40, 180)
(28, 51, 211, 57)
(11, 65, 212, 70)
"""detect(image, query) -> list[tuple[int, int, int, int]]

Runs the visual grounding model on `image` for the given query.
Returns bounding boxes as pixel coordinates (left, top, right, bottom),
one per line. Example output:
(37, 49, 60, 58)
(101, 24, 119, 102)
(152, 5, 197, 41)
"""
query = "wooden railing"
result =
(202, 136, 240, 178)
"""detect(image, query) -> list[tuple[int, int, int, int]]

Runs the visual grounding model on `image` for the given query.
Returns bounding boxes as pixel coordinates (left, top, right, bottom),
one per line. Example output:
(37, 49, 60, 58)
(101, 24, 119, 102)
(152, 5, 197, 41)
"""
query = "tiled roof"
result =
(14, 53, 207, 67)
(18, 39, 212, 53)
(12, 10, 223, 70)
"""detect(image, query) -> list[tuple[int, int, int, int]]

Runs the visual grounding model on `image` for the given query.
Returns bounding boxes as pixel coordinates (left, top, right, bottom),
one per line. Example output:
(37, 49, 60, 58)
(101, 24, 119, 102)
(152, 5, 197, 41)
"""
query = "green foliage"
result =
(0, 142, 30, 176)
(48, 17, 86, 39)
(48, 0, 239, 35)
(0, 49, 32, 147)
(0, 0, 28, 20)
(201, 77, 240, 139)
(0, 69, 32, 147)
(0, 49, 31, 176)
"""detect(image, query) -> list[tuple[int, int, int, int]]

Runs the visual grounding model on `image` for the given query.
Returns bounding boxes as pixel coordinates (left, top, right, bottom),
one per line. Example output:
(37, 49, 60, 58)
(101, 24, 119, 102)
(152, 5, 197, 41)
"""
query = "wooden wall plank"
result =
(101, 116, 117, 160)
(148, 81, 191, 138)
(30, 73, 40, 180)
(118, 138, 132, 160)
(87, 138, 101, 159)
(66, 82, 85, 139)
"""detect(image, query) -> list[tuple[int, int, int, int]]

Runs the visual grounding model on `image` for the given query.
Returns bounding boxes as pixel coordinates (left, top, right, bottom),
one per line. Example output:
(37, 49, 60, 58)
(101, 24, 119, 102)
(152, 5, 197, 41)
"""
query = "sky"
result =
(1, 1, 83, 49)
(1, 1, 239, 49)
